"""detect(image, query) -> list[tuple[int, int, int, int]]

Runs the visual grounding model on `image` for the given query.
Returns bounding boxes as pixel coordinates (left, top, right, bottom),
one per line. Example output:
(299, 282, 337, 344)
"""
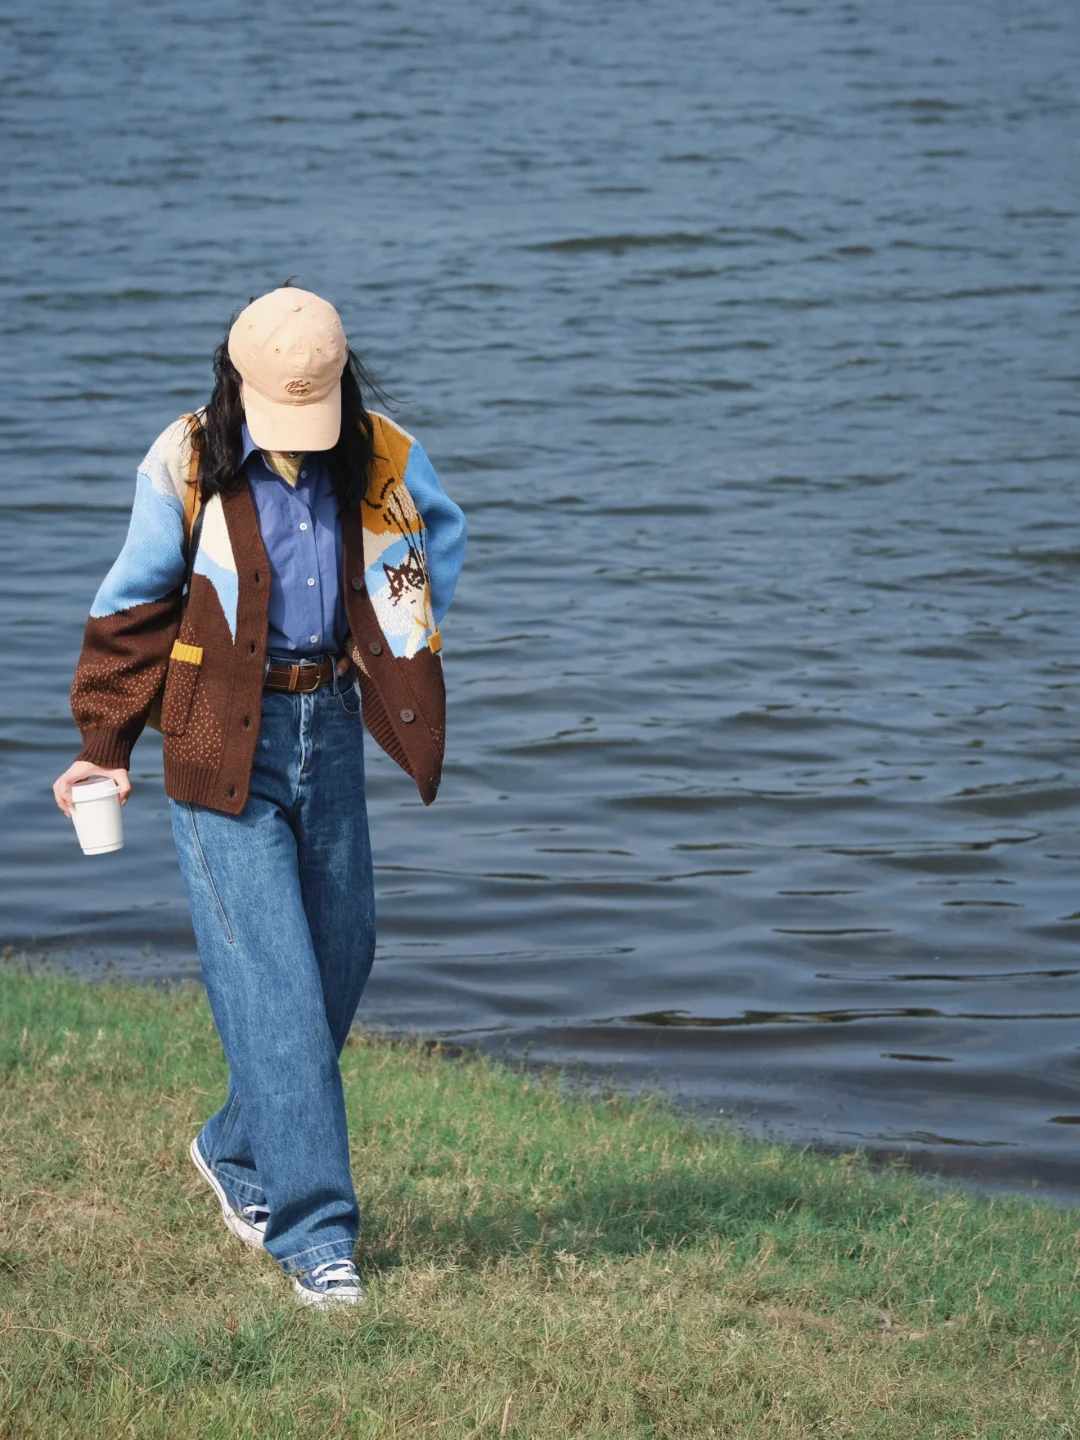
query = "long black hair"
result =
(195, 292, 391, 514)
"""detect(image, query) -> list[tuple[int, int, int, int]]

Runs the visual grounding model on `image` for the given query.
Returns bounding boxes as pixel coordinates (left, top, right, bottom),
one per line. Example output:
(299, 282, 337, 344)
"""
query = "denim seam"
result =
(280, 1238, 358, 1275)
(204, 1088, 242, 1161)
(184, 803, 235, 944)
(213, 1161, 267, 1204)
(214, 1089, 242, 1152)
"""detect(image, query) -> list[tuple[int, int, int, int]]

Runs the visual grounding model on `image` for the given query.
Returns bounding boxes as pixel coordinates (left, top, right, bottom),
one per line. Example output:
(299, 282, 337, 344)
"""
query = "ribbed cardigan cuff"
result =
(77, 728, 134, 772)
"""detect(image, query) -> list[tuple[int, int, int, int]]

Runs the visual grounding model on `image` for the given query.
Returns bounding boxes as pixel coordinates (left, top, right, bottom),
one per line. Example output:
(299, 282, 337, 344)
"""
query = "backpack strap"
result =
(177, 414, 205, 600)
(180, 413, 203, 553)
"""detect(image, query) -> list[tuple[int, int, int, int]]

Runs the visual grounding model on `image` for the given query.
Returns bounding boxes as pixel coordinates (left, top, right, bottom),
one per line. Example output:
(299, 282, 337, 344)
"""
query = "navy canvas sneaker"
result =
(293, 1258, 366, 1308)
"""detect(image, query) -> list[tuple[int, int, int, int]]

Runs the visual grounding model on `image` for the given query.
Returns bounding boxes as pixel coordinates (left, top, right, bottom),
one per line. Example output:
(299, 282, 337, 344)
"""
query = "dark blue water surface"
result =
(2, 0, 1080, 1197)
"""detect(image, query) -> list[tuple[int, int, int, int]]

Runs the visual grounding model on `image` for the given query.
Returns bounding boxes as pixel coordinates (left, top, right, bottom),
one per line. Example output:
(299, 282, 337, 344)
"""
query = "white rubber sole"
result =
(293, 1277, 366, 1309)
(188, 1136, 266, 1250)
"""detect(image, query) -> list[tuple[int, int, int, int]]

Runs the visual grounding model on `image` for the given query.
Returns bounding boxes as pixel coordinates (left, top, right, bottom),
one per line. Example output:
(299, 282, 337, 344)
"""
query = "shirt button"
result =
(307, 577, 316, 587)
(310, 634, 318, 644)
(300, 470, 307, 479)
(299, 522, 308, 531)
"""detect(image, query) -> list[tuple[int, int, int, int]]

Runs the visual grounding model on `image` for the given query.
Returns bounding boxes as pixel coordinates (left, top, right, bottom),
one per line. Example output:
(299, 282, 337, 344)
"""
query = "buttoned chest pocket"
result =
(161, 641, 203, 736)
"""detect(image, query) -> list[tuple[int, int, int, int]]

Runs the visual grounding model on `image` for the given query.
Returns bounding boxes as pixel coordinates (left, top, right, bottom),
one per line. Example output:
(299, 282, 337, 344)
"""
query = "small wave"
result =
(524, 231, 715, 254)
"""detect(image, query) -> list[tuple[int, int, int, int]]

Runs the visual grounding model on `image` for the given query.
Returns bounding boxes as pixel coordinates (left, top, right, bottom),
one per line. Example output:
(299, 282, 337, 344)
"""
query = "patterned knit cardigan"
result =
(71, 411, 467, 814)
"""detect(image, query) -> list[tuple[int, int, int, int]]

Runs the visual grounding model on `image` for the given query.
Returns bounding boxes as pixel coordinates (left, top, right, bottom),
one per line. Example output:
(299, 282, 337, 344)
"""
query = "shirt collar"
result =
(239, 421, 263, 468)
(240, 421, 317, 479)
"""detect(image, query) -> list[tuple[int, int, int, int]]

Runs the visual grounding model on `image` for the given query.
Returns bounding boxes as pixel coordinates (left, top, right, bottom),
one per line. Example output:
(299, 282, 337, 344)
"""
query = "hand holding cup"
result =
(53, 761, 130, 855)
(53, 760, 131, 818)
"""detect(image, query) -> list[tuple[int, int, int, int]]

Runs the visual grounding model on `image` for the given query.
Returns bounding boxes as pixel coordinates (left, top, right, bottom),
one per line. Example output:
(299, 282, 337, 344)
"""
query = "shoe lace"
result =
(309, 1259, 360, 1289)
(241, 1204, 269, 1226)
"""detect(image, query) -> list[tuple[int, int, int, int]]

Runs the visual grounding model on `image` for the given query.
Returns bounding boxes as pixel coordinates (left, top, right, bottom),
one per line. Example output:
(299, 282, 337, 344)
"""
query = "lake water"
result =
(3, 0, 1079, 1199)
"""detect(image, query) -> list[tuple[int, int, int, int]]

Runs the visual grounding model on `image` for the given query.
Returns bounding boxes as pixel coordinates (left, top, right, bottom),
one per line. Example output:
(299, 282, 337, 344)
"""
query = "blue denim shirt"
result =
(240, 423, 348, 660)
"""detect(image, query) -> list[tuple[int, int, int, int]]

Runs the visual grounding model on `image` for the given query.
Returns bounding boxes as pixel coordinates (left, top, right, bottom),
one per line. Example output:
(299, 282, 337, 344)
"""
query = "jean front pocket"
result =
(336, 678, 363, 717)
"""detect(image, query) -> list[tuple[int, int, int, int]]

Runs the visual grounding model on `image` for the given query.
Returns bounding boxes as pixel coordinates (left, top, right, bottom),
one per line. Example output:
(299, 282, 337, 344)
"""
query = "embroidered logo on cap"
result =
(285, 378, 312, 396)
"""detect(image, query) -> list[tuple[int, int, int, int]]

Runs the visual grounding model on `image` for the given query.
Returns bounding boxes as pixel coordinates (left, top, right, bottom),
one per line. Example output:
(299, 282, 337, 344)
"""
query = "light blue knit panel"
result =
(191, 545, 239, 642)
(188, 493, 238, 642)
(90, 474, 185, 618)
(401, 440, 467, 624)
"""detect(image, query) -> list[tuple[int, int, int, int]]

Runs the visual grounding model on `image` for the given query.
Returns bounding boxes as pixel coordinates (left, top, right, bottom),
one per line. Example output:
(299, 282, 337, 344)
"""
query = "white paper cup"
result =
(70, 776, 124, 855)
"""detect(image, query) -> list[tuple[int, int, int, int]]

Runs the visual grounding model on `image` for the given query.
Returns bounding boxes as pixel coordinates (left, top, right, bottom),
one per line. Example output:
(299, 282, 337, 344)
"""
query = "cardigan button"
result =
(399, 708, 415, 723)
(350, 577, 365, 592)
(368, 640, 383, 655)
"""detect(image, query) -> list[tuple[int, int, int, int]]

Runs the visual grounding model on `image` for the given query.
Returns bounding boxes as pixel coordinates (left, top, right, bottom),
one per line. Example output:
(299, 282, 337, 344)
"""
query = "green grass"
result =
(0, 964, 1078, 1438)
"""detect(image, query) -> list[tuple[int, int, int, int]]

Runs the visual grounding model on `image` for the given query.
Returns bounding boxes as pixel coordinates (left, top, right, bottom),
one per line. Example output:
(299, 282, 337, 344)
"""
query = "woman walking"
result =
(53, 286, 467, 1307)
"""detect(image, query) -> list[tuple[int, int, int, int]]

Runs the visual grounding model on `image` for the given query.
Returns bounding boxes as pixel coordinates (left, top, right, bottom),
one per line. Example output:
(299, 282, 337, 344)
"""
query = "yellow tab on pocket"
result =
(170, 640, 203, 665)
(427, 628, 442, 654)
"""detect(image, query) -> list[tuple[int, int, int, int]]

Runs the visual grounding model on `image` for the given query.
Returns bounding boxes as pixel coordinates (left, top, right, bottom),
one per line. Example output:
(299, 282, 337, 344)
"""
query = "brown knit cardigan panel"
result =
(73, 446, 446, 815)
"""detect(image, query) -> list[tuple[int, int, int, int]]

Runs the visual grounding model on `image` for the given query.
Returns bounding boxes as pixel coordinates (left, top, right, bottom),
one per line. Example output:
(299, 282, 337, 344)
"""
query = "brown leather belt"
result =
(263, 655, 342, 694)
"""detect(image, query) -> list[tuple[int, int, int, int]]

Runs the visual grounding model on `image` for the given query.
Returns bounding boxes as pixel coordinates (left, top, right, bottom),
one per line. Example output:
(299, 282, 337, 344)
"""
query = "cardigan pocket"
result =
(160, 640, 203, 736)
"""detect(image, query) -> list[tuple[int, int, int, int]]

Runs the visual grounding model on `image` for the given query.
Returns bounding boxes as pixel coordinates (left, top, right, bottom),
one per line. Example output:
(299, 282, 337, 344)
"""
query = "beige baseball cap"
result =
(228, 287, 348, 451)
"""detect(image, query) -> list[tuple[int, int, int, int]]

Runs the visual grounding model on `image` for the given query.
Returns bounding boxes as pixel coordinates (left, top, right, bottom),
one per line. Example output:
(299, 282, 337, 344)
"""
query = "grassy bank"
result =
(0, 966, 1077, 1438)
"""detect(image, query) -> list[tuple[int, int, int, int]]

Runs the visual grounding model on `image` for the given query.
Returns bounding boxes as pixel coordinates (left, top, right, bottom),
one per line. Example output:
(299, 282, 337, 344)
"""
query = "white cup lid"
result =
(71, 777, 120, 803)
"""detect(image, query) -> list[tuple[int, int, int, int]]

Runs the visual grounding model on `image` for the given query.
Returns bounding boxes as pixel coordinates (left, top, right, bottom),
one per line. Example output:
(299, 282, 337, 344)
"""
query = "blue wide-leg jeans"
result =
(169, 661, 375, 1277)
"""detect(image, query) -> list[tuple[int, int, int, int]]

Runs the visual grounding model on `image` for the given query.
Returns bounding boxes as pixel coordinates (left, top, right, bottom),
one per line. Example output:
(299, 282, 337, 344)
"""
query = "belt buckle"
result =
(290, 661, 323, 693)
